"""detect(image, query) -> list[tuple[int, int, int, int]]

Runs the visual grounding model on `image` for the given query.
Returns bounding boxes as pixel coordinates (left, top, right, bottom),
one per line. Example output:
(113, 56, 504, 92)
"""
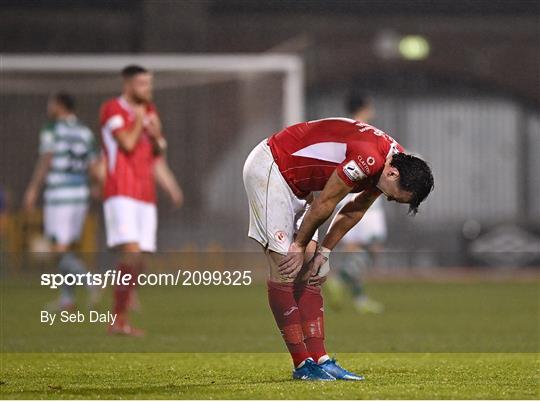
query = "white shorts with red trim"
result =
(243, 139, 318, 255)
(103, 195, 157, 252)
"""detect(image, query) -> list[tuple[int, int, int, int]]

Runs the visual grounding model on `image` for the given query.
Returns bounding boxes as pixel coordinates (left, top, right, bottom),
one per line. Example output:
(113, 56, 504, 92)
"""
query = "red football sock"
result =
(294, 283, 327, 363)
(267, 280, 311, 367)
(113, 262, 139, 318)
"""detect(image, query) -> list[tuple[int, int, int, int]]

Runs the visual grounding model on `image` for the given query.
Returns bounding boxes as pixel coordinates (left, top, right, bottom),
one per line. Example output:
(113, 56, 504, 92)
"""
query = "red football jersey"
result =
(99, 97, 161, 203)
(267, 118, 404, 198)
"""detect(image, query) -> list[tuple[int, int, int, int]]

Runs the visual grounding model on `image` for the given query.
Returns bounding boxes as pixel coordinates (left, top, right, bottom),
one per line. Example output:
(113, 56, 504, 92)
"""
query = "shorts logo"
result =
(367, 156, 375, 166)
(343, 160, 365, 181)
(275, 230, 287, 243)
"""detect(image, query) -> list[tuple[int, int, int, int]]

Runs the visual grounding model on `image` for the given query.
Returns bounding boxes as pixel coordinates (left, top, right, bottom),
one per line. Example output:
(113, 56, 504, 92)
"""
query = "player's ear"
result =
(386, 165, 400, 180)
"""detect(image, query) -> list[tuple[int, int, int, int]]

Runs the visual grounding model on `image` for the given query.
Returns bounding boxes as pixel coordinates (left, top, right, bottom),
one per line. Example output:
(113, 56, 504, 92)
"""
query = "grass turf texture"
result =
(1, 352, 538, 399)
(1, 280, 538, 398)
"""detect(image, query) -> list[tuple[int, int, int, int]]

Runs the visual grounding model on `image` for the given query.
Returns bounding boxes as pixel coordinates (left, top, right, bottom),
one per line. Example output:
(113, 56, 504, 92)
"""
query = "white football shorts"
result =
(103, 195, 157, 252)
(243, 139, 318, 255)
(44, 203, 88, 246)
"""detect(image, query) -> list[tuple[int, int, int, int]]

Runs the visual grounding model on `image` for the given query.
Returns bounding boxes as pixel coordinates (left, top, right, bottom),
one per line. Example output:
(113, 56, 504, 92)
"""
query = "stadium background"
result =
(1, 0, 539, 270)
(0, 1, 539, 399)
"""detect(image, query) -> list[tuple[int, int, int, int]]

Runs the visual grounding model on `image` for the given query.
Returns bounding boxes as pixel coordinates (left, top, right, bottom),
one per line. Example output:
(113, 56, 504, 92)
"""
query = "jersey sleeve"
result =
(336, 141, 382, 187)
(100, 101, 128, 137)
(38, 123, 56, 155)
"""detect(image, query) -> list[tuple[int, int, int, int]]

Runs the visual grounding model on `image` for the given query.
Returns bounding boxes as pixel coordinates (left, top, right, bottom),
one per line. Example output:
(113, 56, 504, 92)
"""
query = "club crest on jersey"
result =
(343, 160, 365, 181)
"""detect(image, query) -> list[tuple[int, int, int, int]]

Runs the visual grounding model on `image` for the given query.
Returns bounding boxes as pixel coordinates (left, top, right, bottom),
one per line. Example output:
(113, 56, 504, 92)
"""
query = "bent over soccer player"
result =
(243, 117, 433, 380)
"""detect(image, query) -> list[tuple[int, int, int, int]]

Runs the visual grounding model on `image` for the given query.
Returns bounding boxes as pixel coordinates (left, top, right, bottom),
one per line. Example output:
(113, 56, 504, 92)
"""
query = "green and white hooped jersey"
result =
(40, 116, 97, 205)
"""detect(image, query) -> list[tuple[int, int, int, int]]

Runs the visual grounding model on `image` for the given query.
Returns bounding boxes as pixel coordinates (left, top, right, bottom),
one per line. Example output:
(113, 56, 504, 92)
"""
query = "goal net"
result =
(1, 54, 304, 251)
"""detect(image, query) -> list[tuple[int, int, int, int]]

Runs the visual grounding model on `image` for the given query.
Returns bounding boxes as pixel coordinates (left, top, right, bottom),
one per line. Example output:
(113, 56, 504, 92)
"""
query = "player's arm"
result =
(305, 188, 381, 285)
(322, 188, 381, 250)
(154, 158, 183, 208)
(146, 112, 167, 155)
(23, 153, 52, 211)
(114, 106, 145, 153)
(296, 171, 353, 247)
(278, 171, 352, 276)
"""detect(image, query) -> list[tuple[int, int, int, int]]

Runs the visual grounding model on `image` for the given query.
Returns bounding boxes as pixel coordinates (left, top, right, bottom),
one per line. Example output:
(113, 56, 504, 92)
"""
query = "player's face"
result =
(126, 73, 153, 104)
(46, 98, 60, 119)
(376, 164, 413, 204)
(353, 104, 375, 123)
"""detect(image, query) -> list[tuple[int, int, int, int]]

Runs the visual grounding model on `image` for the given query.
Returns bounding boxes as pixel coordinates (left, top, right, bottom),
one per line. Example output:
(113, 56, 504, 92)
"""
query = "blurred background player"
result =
(100, 65, 183, 336)
(22, 92, 100, 311)
(326, 93, 385, 314)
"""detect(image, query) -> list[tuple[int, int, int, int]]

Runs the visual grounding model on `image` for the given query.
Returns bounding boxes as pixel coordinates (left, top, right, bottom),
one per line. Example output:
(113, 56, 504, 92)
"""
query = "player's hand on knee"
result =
(310, 247, 331, 276)
(305, 246, 331, 286)
(278, 242, 305, 279)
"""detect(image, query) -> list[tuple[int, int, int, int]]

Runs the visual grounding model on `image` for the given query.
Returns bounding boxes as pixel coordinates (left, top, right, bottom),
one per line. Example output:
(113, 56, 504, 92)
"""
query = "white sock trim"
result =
(318, 355, 331, 364)
(296, 357, 313, 369)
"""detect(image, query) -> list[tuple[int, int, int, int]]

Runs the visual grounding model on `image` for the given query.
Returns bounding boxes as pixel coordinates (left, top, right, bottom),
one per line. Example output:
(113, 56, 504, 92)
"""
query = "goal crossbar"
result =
(1, 53, 305, 125)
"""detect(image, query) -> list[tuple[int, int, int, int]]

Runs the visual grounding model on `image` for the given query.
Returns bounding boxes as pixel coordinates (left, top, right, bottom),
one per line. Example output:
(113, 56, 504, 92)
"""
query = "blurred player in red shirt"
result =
(243, 117, 433, 380)
(100, 65, 183, 335)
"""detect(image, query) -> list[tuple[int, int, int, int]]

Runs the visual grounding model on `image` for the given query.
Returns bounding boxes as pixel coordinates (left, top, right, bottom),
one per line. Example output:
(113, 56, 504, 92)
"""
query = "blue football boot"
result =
(318, 358, 365, 381)
(292, 358, 336, 381)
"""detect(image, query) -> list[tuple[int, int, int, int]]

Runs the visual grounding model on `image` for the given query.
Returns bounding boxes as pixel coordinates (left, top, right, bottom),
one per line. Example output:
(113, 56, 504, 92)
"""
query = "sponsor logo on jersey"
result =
(343, 160, 366, 181)
(367, 156, 376, 166)
(356, 156, 371, 174)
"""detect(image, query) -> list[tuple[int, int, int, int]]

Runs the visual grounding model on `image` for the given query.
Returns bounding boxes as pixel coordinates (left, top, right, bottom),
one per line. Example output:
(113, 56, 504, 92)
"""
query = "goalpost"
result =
(1, 53, 304, 126)
(1, 53, 305, 249)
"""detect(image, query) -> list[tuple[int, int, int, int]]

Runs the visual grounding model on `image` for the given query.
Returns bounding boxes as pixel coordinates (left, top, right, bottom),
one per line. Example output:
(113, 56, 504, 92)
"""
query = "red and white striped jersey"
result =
(99, 97, 161, 203)
(267, 118, 404, 198)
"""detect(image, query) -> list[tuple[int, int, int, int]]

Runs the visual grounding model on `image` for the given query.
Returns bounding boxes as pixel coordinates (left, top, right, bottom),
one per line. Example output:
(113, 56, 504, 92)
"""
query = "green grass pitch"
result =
(1, 353, 538, 399)
(1, 280, 539, 399)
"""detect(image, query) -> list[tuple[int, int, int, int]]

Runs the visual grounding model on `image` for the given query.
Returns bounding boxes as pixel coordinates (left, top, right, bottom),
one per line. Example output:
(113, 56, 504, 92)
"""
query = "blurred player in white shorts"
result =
(100, 65, 183, 335)
(326, 93, 386, 314)
(23, 92, 100, 311)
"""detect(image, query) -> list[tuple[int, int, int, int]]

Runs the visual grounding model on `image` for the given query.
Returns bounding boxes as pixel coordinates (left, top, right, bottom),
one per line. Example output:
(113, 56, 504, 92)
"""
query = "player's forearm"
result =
(117, 118, 144, 152)
(88, 158, 105, 185)
(322, 208, 364, 250)
(150, 135, 167, 155)
(154, 159, 182, 199)
(294, 198, 336, 248)
(27, 155, 51, 191)
(322, 190, 380, 250)
(155, 161, 180, 195)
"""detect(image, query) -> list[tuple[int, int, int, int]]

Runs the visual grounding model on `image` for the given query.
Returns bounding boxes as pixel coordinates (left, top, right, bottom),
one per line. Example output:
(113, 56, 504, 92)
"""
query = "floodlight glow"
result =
(399, 35, 430, 60)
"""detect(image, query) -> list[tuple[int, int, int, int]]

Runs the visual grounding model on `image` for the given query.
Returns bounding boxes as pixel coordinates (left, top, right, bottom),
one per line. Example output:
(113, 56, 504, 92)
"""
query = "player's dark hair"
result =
(121, 64, 148, 79)
(390, 153, 434, 215)
(52, 92, 76, 112)
(346, 92, 371, 115)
